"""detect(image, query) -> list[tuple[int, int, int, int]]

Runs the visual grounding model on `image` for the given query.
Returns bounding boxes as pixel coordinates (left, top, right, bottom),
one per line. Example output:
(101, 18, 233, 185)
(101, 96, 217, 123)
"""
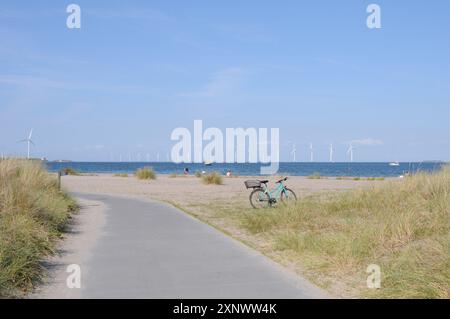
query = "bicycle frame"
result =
(260, 181, 287, 200)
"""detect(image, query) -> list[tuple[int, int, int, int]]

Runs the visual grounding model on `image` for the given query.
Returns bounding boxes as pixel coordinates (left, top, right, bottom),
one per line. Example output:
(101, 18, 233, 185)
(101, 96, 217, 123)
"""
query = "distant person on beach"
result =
(226, 170, 232, 177)
(184, 167, 189, 175)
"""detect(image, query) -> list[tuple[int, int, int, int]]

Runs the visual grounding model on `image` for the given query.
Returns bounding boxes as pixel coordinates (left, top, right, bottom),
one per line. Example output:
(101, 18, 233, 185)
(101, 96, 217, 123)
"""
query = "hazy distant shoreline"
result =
(45, 161, 445, 177)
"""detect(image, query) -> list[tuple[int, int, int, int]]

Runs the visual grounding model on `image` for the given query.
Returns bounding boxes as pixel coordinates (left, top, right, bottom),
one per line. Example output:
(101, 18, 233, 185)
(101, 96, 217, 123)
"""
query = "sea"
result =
(45, 162, 446, 177)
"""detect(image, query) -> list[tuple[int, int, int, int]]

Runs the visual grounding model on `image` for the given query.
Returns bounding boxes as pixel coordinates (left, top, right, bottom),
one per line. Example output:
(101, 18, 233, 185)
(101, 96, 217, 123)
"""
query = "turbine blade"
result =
(28, 128, 33, 139)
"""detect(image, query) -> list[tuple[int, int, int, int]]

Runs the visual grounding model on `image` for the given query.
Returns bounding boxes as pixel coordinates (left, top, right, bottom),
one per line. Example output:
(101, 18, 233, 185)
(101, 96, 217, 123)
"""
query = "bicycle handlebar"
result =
(276, 177, 288, 183)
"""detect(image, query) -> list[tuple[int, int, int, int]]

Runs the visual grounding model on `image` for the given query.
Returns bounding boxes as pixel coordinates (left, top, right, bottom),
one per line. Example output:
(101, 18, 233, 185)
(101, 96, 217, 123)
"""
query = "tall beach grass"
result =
(135, 167, 156, 180)
(0, 159, 76, 296)
(201, 172, 223, 185)
(239, 166, 450, 298)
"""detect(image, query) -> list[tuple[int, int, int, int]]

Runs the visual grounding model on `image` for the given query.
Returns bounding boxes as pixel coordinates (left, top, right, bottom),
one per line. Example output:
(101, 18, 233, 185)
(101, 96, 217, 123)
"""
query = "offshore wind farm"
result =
(5, 129, 445, 177)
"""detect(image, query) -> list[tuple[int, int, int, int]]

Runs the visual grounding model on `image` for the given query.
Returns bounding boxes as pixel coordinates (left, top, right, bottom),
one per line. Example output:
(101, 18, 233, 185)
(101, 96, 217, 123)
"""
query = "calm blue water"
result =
(45, 162, 446, 177)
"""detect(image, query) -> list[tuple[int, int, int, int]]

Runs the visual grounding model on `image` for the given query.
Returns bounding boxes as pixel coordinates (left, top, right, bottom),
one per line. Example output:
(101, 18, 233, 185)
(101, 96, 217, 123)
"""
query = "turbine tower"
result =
(291, 143, 297, 162)
(347, 143, 354, 162)
(329, 143, 334, 162)
(18, 129, 35, 159)
(309, 143, 314, 162)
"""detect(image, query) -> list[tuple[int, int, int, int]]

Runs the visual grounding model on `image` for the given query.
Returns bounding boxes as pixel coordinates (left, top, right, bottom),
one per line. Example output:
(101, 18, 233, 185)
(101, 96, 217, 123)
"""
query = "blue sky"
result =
(0, 0, 449, 162)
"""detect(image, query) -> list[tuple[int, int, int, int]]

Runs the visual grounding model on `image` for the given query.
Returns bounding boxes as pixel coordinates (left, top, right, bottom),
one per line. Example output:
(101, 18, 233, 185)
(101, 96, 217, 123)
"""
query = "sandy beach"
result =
(62, 174, 381, 208)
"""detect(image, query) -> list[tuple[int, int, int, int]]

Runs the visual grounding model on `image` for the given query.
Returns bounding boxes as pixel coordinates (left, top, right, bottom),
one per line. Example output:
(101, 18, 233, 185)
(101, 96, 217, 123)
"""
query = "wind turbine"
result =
(329, 143, 334, 162)
(309, 143, 314, 162)
(18, 129, 35, 159)
(290, 143, 297, 162)
(347, 143, 354, 162)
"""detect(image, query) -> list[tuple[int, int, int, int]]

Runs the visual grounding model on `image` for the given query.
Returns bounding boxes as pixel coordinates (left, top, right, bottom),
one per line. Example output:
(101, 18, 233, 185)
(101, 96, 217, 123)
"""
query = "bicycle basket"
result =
(244, 180, 261, 189)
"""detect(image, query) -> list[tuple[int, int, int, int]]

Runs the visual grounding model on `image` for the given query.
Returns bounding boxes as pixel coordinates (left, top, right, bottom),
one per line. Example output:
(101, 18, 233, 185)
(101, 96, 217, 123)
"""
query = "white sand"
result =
(60, 174, 379, 207)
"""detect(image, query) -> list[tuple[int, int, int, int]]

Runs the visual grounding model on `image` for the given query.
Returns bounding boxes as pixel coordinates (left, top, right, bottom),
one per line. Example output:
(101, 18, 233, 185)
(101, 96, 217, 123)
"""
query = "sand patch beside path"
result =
(31, 197, 107, 299)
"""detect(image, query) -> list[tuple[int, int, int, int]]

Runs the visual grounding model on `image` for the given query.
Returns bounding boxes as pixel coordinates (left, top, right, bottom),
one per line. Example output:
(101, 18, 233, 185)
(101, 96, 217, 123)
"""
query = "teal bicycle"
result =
(245, 177, 297, 209)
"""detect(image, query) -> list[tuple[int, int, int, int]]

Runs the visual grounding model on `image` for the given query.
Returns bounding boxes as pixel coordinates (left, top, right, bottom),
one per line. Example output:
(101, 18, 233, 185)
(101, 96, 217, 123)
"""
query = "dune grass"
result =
(366, 177, 385, 181)
(0, 159, 77, 297)
(237, 166, 450, 298)
(113, 173, 129, 177)
(307, 172, 327, 180)
(135, 167, 156, 180)
(201, 172, 223, 185)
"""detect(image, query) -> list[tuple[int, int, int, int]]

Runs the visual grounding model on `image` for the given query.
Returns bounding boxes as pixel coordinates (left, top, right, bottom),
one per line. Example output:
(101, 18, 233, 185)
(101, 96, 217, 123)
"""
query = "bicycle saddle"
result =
(259, 180, 269, 184)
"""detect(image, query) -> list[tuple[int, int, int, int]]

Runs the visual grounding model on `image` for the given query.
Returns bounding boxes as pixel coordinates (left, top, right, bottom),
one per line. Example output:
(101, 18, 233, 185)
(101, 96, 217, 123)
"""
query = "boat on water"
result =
(389, 162, 400, 166)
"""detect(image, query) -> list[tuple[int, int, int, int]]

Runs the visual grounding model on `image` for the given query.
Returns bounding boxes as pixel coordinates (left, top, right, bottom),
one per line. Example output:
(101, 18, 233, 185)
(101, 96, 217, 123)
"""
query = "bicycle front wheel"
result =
(280, 188, 297, 204)
(249, 188, 270, 209)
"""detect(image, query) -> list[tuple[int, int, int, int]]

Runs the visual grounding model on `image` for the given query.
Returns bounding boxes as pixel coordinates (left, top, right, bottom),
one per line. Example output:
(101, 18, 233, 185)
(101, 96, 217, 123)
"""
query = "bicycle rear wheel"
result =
(249, 188, 270, 209)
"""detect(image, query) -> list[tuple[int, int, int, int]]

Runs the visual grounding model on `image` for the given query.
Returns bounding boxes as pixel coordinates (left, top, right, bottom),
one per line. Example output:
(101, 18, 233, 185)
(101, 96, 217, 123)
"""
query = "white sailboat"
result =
(389, 161, 400, 166)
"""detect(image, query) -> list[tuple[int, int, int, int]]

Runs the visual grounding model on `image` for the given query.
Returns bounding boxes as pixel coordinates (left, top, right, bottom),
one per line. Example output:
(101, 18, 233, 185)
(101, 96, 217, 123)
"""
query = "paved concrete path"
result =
(66, 193, 328, 298)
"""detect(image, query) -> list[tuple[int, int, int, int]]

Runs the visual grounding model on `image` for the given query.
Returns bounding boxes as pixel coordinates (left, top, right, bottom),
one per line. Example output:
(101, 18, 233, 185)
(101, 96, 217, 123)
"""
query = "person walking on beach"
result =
(184, 167, 190, 175)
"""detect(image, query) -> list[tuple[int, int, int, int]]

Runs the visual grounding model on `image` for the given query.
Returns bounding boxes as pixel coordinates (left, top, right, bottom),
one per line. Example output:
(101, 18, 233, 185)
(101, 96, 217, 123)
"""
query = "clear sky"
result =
(0, 0, 449, 162)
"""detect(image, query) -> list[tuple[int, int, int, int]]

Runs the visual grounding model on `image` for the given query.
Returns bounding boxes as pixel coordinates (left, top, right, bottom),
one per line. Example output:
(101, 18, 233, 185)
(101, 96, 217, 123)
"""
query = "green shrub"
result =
(307, 172, 324, 179)
(201, 172, 223, 185)
(135, 167, 156, 180)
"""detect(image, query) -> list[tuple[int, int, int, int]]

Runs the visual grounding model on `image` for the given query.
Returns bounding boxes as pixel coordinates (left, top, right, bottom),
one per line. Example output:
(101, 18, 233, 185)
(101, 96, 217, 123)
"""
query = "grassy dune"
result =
(238, 166, 450, 298)
(0, 159, 77, 297)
